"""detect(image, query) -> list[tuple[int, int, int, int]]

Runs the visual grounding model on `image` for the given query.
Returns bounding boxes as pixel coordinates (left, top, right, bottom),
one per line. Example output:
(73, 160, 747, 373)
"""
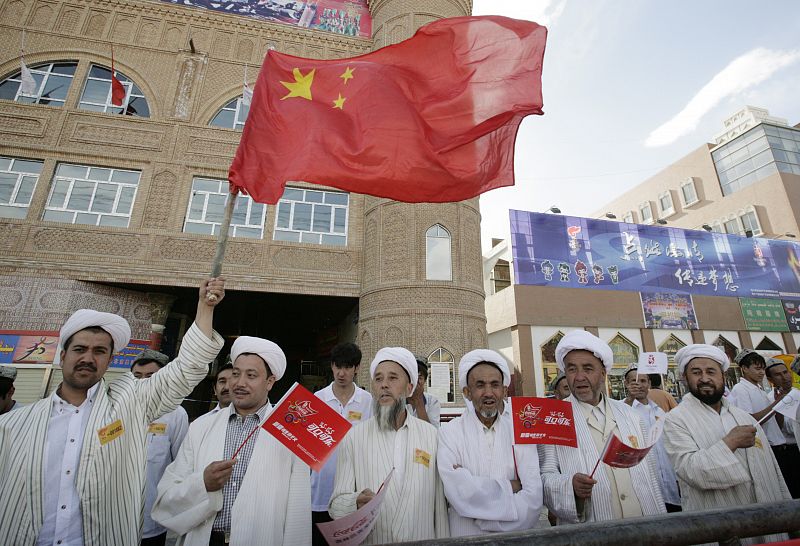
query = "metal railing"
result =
(402, 500, 800, 546)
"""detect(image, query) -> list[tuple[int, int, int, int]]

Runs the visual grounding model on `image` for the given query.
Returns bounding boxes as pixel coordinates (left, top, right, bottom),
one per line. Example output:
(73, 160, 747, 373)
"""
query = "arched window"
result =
(78, 64, 149, 117)
(712, 335, 740, 389)
(428, 347, 455, 402)
(541, 331, 564, 396)
(658, 334, 687, 399)
(425, 224, 452, 281)
(490, 259, 511, 293)
(608, 333, 639, 400)
(0, 61, 78, 107)
(210, 96, 249, 130)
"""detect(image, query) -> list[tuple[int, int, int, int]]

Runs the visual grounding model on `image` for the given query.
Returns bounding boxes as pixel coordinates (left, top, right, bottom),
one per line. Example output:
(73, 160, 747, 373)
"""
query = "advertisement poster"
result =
(782, 300, 800, 332)
(262, 382, 352, 471)
(740, 298, 790, 332)
(317, 469, 394, 546)
(640, 292, 699, 329)
(158, 0, 372, 38)
(0, 331, 60, 364)
(110, 340, 151, 369)
(428, 362, 451, 404)
(511, 397, 577, 447)
(510, 210, 800, 301)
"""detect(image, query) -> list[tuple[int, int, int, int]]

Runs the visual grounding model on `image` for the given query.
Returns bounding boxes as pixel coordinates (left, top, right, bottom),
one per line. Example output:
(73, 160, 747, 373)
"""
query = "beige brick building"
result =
(485, 108, 800, 400)
(0, 0, 485, 411)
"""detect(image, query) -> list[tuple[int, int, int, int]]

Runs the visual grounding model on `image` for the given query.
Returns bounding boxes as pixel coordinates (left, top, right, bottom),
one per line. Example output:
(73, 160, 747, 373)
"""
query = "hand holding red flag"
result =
(590, 417, 664, 476)
(229, 15, 547, 204)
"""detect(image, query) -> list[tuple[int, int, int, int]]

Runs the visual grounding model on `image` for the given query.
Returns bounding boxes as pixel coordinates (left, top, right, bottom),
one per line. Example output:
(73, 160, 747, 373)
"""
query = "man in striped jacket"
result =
(0, 278, 226, 546)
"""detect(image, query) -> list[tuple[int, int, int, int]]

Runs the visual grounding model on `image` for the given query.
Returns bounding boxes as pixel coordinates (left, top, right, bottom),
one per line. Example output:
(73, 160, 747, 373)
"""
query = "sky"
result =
(472, 0, 800, 251)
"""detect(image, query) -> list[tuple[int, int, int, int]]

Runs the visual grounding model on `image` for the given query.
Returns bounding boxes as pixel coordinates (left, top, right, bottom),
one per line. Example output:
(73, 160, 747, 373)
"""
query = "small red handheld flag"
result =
(511, 397, 578, 447)
(229, 15, 547, 204)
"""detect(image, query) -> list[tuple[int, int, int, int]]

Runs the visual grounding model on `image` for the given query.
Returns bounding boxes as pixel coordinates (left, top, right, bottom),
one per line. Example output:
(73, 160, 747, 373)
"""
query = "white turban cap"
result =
(458, 349, 511, 390)
(675, 344, 729, 376)
(555, 330, 614, 372)
(370, 347, 418, 395)
(59, 309, 131, 354)
(231, 336, 287, 380)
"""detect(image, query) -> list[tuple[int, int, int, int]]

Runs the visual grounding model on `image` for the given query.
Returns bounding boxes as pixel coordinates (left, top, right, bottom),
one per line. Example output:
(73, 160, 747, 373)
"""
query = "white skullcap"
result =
(0, 365, 17, 380)
(370, 347, 418, 395)
(231, 336, 287, 380)
(59, 309, 131, 355)
(458, 349, 511, 390)
(674, 344, 729, 376)
(555, 330, 614, 372)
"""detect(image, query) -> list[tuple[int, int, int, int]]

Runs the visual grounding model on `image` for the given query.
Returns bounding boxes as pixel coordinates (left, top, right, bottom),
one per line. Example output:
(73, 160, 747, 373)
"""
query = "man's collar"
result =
(228, 400, 271, 421)
(52, 380, 101, 407)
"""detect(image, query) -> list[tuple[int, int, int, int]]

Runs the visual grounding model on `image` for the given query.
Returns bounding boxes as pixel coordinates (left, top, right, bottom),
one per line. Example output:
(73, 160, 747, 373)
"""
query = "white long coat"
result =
(152, 405, 311, 546)
(0, 323, 223, 545)
(540, 395, 665, 523)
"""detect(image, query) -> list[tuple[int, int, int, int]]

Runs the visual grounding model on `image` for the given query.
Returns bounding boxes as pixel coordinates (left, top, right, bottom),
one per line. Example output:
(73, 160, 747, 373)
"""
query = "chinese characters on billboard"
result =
(510, 210, 800, 301)
(158, 0, 372, 38)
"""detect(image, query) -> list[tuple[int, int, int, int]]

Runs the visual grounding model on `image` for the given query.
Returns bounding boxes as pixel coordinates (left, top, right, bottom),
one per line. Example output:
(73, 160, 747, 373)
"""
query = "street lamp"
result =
(701, 224, 713, 232)
(656, 219, 668, 225)
(745, 230, 753, 238)
(545, 205, 561, 214)
(604, 212, 617, 219)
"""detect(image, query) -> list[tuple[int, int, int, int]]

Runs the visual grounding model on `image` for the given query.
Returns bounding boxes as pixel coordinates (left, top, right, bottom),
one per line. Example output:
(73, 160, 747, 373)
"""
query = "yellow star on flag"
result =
(281, 68, 315, 100)
(332, 93, 346, 110)
(340, 66, 355, 84)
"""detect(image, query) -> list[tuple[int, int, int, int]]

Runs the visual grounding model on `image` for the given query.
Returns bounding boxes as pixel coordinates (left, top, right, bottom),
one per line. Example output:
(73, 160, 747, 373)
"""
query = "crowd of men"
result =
(0, 278, 798, 545)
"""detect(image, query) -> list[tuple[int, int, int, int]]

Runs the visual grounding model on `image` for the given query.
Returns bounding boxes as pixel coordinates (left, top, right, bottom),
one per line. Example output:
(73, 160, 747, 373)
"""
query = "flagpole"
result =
(206, 189, 237, 302)
(589, 434, 613, 479)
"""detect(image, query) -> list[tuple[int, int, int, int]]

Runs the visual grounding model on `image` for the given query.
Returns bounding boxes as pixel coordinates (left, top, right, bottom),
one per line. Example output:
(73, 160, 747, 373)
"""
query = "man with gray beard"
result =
(329, 347, 449, 543)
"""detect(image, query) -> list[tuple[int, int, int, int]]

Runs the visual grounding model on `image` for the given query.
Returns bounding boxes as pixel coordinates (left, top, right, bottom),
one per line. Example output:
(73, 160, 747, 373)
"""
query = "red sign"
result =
(262, 382, 352, 471)
(511, 397, 578, 448)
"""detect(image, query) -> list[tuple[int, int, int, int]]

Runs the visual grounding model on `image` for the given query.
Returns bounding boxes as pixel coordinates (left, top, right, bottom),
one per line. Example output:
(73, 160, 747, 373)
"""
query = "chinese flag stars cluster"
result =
(279, 65, 355, 110)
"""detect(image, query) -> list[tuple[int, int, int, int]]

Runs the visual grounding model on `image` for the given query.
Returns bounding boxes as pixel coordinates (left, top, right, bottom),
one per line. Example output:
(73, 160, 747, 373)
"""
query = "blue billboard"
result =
(510, 210, 800, 300)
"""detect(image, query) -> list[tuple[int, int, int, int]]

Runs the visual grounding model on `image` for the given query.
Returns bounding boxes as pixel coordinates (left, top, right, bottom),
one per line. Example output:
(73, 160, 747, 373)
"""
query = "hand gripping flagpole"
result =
(206, 188, 238, 302)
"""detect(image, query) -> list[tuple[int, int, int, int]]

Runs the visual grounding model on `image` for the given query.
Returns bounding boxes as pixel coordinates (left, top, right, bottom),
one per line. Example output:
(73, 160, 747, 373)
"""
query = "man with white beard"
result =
(438, 349, 543, 536)
(329, 347, 449, 543)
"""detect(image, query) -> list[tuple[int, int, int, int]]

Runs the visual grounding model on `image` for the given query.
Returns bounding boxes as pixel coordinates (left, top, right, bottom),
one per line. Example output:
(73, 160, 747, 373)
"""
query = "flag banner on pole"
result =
(262, 382, 352, 471)
(20, 60, 36, 95)
(773, 388, 800, 421)
(242, 82, 253, 106)
(636, 352, 669, 375)
(599, 415, 664, 469)
(316, 469, 394, 546)
(511, 397, 577, 447)
(229, 15, 547, 204)
(110, 46, 125, 107)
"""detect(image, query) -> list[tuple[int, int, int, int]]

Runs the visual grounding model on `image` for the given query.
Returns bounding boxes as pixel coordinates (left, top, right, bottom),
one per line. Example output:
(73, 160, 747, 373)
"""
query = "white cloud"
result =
(645, 47, 800, 147)
(472, 0, 566, 28)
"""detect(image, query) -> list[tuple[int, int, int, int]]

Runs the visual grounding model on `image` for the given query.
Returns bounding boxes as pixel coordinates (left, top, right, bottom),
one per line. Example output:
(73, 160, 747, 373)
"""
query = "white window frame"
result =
(722, 215, 741, 235)
(78, 64, 149, 117)
(183, 177, 266, 239)
(622, 211, 635, 224)
(426, 224, 452, 281)
(680, 177, 699, 207)
(210, 96, 249, 131)
(0, 156, 43, 219)
(638, 201, 653, 224)
(273, 187, 349, 246)
(739, 207, 763, 236)
(43, 163, 140, 227)
(0, 61, 77, 107)
(657, 190, 675, 219)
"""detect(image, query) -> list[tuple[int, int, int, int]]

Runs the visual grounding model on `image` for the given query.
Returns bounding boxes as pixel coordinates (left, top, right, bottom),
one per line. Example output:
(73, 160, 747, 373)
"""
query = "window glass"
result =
(79, 64, 150, 117)
(182, 177, 265, 239)
(426, 224, 452, 281)
(0, 62, 77, 107)
(210, 96, 248, 130)
(273, 187, 349, 246)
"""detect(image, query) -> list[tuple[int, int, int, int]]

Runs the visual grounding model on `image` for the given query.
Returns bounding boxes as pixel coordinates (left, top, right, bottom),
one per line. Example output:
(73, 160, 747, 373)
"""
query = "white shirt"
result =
(576, 398, 606, 429)
(729, 378, 785, 446)
(768, 389, 798, 445)
(407, 393, 441, 428)
(143, 406, 189, 538)
(310, 383, 372, 511)
(631, 398, 681, 506)
(37, 383, 100, 546)
(393, 419, 410, 482)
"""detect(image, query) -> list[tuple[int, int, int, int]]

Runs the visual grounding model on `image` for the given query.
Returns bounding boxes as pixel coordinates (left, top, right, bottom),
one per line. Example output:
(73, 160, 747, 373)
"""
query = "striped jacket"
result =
(0, 323, 223, 546)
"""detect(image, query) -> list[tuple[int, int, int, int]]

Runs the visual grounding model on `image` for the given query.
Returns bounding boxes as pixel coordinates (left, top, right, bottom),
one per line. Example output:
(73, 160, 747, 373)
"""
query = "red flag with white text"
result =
(511, 397, 577, 447)
(262, 382, 352, 471)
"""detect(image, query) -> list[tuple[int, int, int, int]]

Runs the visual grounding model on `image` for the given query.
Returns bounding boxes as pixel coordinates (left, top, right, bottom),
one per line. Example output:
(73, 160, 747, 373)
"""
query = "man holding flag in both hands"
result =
(664, 345, 791, 545)
(152, 336, 311, 545)
(438, 350, 543, 536)
(540, 330, 665, 524)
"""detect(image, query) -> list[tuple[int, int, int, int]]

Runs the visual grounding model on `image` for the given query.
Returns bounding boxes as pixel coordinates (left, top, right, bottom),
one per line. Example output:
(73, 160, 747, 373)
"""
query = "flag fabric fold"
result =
(19, 60, 36, 95)
(110, 46, 125, 107)
(229, 15, 547, 204)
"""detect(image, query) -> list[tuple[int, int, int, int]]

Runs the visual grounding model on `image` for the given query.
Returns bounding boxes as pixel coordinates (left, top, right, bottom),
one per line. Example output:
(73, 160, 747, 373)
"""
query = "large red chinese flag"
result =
(229, 15, 547, 204)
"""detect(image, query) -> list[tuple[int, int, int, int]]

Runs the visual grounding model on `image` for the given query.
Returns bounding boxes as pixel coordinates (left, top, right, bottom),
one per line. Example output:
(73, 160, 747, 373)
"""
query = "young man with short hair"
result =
(310, 342, 372, 545)
(406, 356, 441, 427)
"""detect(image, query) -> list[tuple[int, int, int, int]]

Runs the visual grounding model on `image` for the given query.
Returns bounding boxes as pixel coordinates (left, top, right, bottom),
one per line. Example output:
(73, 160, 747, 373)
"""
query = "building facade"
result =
(485, 108, 800, 399)
(0, 0, 484, 409)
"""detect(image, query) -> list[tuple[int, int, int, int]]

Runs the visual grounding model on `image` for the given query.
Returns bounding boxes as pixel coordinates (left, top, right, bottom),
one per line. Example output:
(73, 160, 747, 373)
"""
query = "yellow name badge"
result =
(148, 423, 167, 435)
(347, 410, 362, 422)
(97, 419, 124, 445)
(754, 437, 763, 450)
(628, 435, 639, 449)
(414, 448, 431, 468)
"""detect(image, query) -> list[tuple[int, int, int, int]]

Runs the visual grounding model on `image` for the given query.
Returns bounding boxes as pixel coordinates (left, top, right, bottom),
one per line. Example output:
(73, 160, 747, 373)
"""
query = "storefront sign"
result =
(740, 298, 790, 332)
